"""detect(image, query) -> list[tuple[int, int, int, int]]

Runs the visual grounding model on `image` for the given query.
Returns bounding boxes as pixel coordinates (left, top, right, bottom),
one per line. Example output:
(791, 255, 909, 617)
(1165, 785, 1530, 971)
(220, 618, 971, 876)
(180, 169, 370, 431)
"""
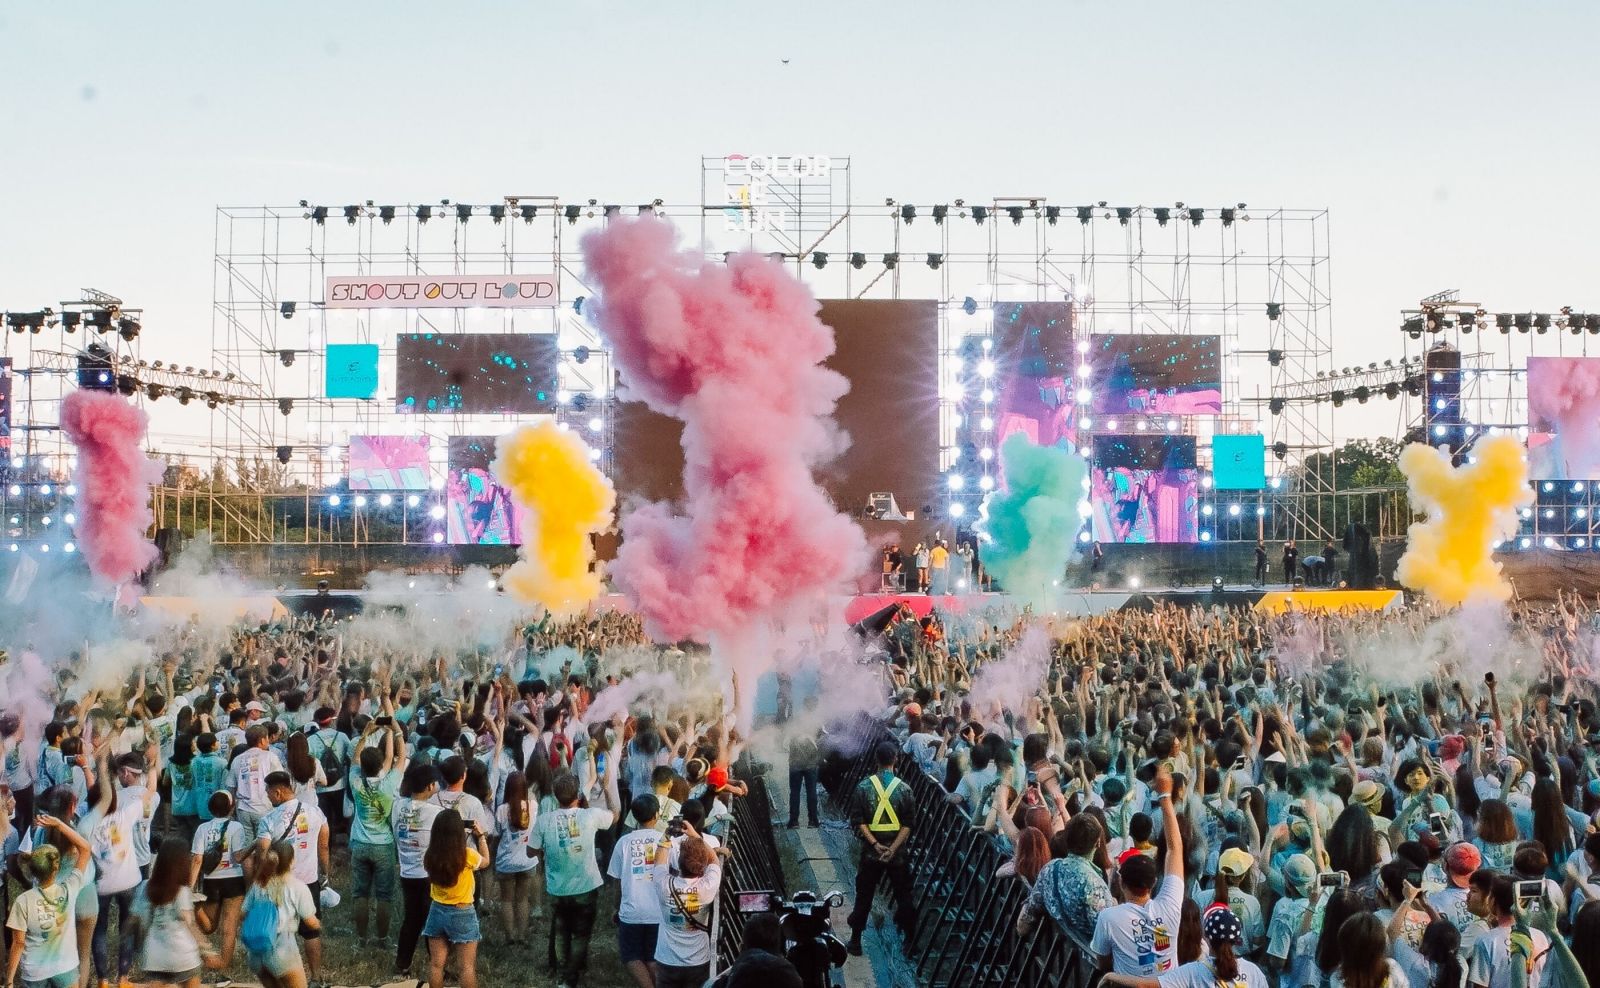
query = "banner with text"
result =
(324, 274, 558, 309)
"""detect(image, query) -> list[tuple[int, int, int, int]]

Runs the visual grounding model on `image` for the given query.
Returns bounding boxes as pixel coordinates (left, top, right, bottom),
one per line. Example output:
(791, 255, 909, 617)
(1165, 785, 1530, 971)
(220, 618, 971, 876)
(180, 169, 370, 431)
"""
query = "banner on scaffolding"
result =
(324, 274, 558, 309)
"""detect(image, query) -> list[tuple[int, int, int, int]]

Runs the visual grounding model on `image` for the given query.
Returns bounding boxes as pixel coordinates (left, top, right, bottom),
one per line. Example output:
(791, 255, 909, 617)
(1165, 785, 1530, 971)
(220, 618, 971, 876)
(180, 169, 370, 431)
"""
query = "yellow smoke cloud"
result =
(1395, 434, 1532, 606)
(490, 423, 616, 616)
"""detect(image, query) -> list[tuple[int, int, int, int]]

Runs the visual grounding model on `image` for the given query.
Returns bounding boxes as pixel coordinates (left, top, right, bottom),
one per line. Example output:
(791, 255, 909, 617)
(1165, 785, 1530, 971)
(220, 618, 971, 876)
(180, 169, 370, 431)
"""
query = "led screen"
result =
(1088, 334, 1222, 416)
(992, 301, 1077, 455)
(395, 333, 559, 414)
(446, 436, 527, 545)
(1527, 357, 1600, 480)
(325, 343, 379, 399)
(1090, 435, 1199, 544)
(347, 436, 430, 491)
(1211, 434, 1266, 491)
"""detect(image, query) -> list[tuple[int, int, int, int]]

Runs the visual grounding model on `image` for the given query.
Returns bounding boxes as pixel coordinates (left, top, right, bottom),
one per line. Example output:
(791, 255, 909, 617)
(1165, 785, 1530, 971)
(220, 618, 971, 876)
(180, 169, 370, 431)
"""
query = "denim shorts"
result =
(22, 971, 78, 988)
(617, 922, 659, 964)
(422, 902, 481, 944)
(350, 839, 398, 900)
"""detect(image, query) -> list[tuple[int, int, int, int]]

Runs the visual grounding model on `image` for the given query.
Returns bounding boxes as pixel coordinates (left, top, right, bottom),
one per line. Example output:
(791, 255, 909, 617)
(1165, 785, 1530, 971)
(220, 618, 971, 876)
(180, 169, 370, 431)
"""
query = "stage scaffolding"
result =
(153, 166, 1343, 561)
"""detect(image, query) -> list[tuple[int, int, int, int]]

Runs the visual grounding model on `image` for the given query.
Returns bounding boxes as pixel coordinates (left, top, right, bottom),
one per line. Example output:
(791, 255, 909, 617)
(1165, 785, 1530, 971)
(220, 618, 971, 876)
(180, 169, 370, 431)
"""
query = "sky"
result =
(3, 1, 1599, 450)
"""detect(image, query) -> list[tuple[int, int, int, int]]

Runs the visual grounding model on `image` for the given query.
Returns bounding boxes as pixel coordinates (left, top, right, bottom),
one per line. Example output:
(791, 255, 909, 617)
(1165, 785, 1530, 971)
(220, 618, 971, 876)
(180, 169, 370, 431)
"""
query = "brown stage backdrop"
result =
(610, 299, 941, 552)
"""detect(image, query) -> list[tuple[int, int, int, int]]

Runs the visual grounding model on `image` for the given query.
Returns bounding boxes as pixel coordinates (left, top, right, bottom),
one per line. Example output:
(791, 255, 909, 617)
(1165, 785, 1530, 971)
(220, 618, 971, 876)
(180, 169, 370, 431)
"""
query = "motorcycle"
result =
(734, 888, 850, 988)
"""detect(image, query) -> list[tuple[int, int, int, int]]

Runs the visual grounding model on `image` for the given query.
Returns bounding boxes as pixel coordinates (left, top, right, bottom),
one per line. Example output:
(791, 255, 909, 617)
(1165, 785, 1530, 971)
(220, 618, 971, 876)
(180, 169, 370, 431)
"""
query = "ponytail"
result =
(1211, 938, 1239, 982)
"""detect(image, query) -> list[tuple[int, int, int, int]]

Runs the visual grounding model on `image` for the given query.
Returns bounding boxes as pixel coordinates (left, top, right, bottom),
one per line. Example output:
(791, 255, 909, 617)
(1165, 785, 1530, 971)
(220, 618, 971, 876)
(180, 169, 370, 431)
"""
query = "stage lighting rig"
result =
(971, 205, 988, 224)
(1006, 206, 1024, 225)
(343, 206, 360, 225)
(416, 205, 432, 223)
(850, 252, 866, 270)
(1076, 206, 1093, 225)
(489, 204, 506, 223)
(1116, 207, 1133, 226)
(280, 302, 296, 319)
(926, 253, 943, 270)
(900, 204, 916, 223)
(812, 252, 827, 269)
(1187, 207, 1204, 226)
(1153, 207, 1171, 226)
(520, 204, 538, 222)
(456, 203, 473, 222)
(1220, 208, 1236, 226)
(564, 204, 581, 224)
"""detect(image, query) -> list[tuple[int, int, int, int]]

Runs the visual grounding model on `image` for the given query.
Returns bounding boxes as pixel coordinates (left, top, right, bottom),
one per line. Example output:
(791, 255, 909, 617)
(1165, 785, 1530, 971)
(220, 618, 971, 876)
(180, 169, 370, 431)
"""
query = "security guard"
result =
(845, 741, 918, 955)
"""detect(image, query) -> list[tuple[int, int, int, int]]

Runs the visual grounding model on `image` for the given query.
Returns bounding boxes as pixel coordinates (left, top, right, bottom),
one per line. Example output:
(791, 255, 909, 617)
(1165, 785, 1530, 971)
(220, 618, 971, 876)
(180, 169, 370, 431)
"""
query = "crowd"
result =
(852, 592, 1600, 988)
(0, 609, 796, 988)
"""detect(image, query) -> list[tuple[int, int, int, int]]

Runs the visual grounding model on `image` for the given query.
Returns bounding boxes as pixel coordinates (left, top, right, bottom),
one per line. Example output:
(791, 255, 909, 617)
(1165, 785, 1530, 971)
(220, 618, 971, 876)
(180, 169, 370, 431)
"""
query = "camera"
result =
(666, 817, 687, 838)
(1318, 871, 1349, 889)
(1516, 879, 1545, 907)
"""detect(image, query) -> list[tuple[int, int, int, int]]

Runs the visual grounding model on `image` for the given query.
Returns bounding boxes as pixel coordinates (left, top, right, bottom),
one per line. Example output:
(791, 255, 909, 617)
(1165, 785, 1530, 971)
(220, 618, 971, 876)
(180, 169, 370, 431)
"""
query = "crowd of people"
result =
(855, 591, 1600, 988)
(0, 609, 797, 988)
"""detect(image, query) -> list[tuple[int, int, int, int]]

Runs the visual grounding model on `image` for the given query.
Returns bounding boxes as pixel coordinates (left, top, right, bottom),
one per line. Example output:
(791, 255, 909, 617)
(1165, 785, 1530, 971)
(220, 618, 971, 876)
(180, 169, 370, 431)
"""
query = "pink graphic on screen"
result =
(348, 436, 430, 490)
(993, 301, 1077, 457)
(1089, 435, 1199, 543)
(446, 436, 528, 545)
(1526, 357, 1600, 480)
(1090, 334, 1222, 416)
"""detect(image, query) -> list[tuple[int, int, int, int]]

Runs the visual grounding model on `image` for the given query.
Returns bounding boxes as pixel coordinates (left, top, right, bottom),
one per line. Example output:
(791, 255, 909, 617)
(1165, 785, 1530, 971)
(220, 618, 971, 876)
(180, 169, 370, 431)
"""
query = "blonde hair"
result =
(23, 845, 60, 885)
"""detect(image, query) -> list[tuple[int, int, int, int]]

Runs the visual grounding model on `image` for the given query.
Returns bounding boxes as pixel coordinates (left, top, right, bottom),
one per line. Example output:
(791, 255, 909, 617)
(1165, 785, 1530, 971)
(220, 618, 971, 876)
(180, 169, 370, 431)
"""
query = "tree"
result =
(1290, 438, 1411, 541)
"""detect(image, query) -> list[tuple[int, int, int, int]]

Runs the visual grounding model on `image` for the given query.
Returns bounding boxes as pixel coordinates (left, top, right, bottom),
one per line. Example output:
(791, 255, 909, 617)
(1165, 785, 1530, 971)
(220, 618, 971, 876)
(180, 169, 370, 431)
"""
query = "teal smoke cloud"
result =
(975, 433, 1090, 604)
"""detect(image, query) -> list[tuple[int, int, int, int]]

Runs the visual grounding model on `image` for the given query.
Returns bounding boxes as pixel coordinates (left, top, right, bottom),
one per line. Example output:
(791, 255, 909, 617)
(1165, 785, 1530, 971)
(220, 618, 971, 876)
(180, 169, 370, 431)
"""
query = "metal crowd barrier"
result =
(819, 716, 1100, 988)
(715, 774, 789, 970)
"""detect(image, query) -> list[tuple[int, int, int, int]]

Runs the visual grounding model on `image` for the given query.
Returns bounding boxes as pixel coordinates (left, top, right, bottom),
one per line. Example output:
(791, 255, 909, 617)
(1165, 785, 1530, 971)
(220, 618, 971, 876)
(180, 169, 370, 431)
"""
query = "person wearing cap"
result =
(1101, 902, 1270, 988)
(1428, 842, 1489, 956)
(1263, 853, 1318, 974)
(1091, 763, 1185, 976)
(1213, 846, 1267, 959)
(845, 741, 917, 957)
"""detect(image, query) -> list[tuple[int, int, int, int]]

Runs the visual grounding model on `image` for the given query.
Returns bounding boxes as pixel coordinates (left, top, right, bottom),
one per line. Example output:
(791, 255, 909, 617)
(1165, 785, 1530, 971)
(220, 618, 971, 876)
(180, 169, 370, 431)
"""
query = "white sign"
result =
(722, 154, 832, 234)
(324, 274, 558, 309)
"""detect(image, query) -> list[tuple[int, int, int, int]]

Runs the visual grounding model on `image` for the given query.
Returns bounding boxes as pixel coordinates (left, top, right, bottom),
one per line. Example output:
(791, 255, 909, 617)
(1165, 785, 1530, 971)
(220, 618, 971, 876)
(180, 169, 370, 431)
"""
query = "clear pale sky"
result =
(3, 1, 1598, 445)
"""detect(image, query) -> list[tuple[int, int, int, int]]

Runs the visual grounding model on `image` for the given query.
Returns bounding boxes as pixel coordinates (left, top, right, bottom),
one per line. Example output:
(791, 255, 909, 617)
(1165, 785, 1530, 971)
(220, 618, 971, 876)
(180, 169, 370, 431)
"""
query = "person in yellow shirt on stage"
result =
(928, 540, 950, 595)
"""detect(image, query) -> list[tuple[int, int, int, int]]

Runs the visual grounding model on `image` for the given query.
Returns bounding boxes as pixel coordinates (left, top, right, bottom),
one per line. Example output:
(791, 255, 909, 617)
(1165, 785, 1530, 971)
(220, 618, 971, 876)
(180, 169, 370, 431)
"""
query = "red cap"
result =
(707, 766, 730, 790)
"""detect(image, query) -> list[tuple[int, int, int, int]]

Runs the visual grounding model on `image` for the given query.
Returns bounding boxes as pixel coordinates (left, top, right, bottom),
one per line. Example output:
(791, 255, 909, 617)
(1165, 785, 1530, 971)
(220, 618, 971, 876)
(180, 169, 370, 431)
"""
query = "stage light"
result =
(979, 447, 994, 461)
(1166, 419, 1178, 431)
(933, 204, 948, 224)
(981, 338, 992, 350)
(1187, 207, 1204, 226)
(1577, 538, 1589, 549)
(561, 204, 582, 224)
(926, 253, 943, 270)
(431, 476, 445, 491)
(407, 495, 421, 508)
(1153, 206, 1171, 226)
(1331, 390, 1345, 408)
(6, 485, 18, 497)
(850, 252, 866, 269)
(900, 204, 916, 223)
(1543, 508, 1555, 519)
(432, 532, 445, 544)
(882, 253, 899, 269)
(1515, 313, 1532, 333)
(977, 358, 995, 378)
(1201, 532, 1213, 543)
(1267, 348, 1283, 365)
(1136, 420, 1148, 431)
(1078, 531, 1092, 543)
(38, 544, 47, 553)
(1007, 206, 1024, 225)
(1576, 507, 1588, 519)
(376, 494, 392, 508)
(1079, 417, 1092, 429)
(1075, 206, 1093, 225)
(979, 388, 995, 403)
(949, 502, 965, 518)
(1077, 339, 1091, 354)
(1355, 386, 1370, 404)
(962, 297, 977, 315)
(311, 206, 328, 225)
(327, 495, 341, 507)
(1228, 504, 1241, 517)
(64, 485, 75, 496)
(572, 393, 591, 412)
(1201, 475, 1213, 489)
(1588, 315, 1600, 333)
(556, 389, 572, 405)
(1128, 575, 1141, 589)
(1106, 419, 1119, 430)
(1076, 389, 1091, 404)
(339, 205, 359, 225)
(517, 203, 538, 223)
(430, 505, 446, 520)
(350, 495, 368, 508)
(1220, 208, 1236, 227)
(1535, 313, 1551, 333)
(489, 204, 506, 223)
(38, 485, 50, 496)
(979, 476, 995, 491)
(972, 205, 988, 224)
(1544, 536, 1558, 549)
(1520, 537, 1532, 549)
(1432, 424, 1448, 437)
(812, 252, 827, 269)
(1269, 477, 1283, 490)
(455, 203, 472, 222)
(1116, 207, 1133, 226)
(979, 416, 994, 430)
(1043, 205, 1060, 225)
(1576, 482, 1587, 494)
(59, 311, 80, 333)
(1384, 382, 1399, 400)
(1542, 481, 1554, 492)
(278, 398, 294, 416)
(587, 417, 604, 433)
(415, 204, 433, 224)
(117, 318, 140, 341)
(1256, 506, 1266, 517)
(1269, 398, 1285, 415)
(1202, 505, 1214, 516)
(948, 475, 966, 492)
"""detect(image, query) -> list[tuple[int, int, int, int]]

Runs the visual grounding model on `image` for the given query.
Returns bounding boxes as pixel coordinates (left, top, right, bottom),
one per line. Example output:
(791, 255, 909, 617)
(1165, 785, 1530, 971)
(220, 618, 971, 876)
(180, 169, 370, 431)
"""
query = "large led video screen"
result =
(1527, 357, 1600, 480)
(993, 301, 1076, 453)
(1211, 434, 1266, 491)
(395, 333, 559, 414)
(1090, 435, 1200, 544)
(347, 436, 430, 491)
(446, 436, 527, 545)
(1088, 334, 1222, 416)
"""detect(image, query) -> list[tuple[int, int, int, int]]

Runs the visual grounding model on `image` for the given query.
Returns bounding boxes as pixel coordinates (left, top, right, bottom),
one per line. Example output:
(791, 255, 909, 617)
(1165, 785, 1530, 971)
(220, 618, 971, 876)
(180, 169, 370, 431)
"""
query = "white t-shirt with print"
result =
(493, 803, 539, 875)
(6, 871, 88, 981)
(1091, 874, 1185, 975)
(255, 799, 326, 885)
(391, 798, 443, 880)
(192, 818, 252, 880)
(228, 748, 284, 816)
(82, 802, 143, 895)
(607, 827, 666, 925)
(654, 860, 721, 967)
(1158, 958, 1272, 988)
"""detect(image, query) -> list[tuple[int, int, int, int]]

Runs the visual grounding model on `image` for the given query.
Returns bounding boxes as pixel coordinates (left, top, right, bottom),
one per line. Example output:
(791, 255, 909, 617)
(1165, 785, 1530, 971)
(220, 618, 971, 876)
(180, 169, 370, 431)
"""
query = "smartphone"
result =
(1516, 879, 1544, 907)
(1428, 813, 1447, 838)
(1318, 871, 1349, 889)
(375, 716, 393, 727)
(1485, 672, 1496, 686)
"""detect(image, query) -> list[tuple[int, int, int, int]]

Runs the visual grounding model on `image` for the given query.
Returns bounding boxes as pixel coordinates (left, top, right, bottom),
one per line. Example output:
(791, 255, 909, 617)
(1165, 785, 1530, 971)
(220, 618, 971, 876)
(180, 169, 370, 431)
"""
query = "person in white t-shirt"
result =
(1468, 876, 1548, 988)
(531, 754, 618, 988)
(255, 772, 330, 988)
(491, 771, 538, 945)
(607, 794, 667, 988)
(391, 764, 444, 977)
(83, 743, 160, 988)
(189, 790, 252, 971)
(653, 830, 722, 988)
(5, 814, 94, 988)
(228, 726, 284, 832)
(1101, 904, 1270, 988)
(1093, 764, 1186, 976)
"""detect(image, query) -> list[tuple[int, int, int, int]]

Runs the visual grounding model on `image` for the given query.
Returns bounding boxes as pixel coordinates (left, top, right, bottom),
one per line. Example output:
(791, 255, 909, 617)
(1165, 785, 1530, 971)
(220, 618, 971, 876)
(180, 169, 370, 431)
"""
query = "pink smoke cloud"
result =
(581, 216, 869, 643)
(1528, 357, 1600, 476)
(59, 390, 163, 587)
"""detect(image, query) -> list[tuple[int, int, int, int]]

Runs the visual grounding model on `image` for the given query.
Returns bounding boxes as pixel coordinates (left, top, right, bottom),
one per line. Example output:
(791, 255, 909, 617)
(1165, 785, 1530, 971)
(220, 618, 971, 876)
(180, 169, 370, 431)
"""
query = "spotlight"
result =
(278, 350, 296, 367)
(587, 416, 604, 433)
(59, 312, 80, 333)
(1587, 314, 1600, 333)
(353, 495, 368, 507)
(977, 358, 996, 378)
(280, 301, 296, 319)
(1330, 389, 1345, 408)
(431, 531, 445, 544)
(278, 398, 294, 416)
(379, 205, 396, 224)
(1384, 382, 1399, 400)
(926, 253, 943, 270)
(1007, 206, 1024, 225)
(1076, 206, 1093, 224)
(117, 318, 140, 341)
(1220, 208, 1236, 227)
(1269, 398, 1285, 415)
(1534, 313, 1551, 333)
(971, 205, 988, 224)
(1272, 441, 1288, 460)
(429, 505, 446, 520)
(1355, 385, 1371, 404)
(146, 384, 165, 400)
(564, 204, 581, 224)
(1267, 348, 1284, 366)
(812, 252, 828, 269)
(603, 204, 620, 219)
(1458, 310, 1475, 331)
(850, 252, 866, 270)
(962, 297, 978, 316)
(1044, 205, 1060, 224)
(883, 253, 899, 269)
(489, 204, 506, 223)
(900, 204, 916, 223)
(949, 503, 965, 518)
(328, 495, 342, 507)
(276, 445, 292, 465)
(416, 204, 432, 223)
(1116, 207, 1133, 225)
(1266, 302, 1282, 321)
(406, 495, 421, 507)
(310, 206, 328, 225)
(520, 203, 538, 222)
(1515, 312, 1533, 333)
(1128, 576, 1141, 589)
(932, 204, 948, 224)
(343, 205, 360, 225)
(455, 203, 472, 222)
(1153, 207, 1171, 226)
(1187, 207, 1204, 226)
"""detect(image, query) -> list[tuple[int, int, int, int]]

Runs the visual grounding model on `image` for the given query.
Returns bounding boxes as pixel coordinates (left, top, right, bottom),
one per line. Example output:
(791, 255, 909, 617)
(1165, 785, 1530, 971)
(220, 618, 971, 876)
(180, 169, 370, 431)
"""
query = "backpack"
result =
(312, 729, 344, 787)
(240, 891, 282, 954)
(198, 821, 230, 881)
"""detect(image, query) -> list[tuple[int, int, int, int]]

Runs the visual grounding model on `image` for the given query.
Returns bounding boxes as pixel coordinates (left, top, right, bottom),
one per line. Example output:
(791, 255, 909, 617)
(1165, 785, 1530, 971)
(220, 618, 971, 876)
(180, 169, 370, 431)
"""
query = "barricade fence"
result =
(715, 773, 789, 970)
(821, 715, 1100, 988)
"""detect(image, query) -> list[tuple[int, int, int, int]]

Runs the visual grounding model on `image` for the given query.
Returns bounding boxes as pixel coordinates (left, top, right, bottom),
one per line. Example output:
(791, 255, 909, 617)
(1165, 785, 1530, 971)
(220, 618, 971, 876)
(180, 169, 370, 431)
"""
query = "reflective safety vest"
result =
(867, 775, 903, 833)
